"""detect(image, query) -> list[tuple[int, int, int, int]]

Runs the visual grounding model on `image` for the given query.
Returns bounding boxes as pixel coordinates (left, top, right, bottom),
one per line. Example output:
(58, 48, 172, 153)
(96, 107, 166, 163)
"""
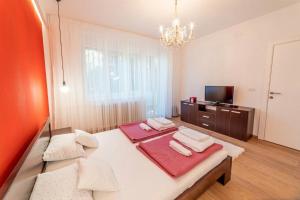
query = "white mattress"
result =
(45, 129, 228, 200)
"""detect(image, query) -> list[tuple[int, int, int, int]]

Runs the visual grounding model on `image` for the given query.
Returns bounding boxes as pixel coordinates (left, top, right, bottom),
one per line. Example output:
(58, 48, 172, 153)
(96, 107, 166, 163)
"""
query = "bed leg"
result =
(217, 156, 232, 185)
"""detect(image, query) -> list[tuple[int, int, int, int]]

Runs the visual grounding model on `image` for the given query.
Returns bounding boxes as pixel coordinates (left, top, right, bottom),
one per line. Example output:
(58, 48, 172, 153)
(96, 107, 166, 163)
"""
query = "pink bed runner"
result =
(119, 121, 178, 143)
(137, 134, 223, 177)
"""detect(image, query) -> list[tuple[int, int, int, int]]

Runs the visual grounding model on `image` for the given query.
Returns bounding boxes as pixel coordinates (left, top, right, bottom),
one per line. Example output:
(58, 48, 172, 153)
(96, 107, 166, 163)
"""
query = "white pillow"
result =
(43, 133, 85, 161)
(75, 129, 99, 148)
(77, 158, 119, 192)
(30, 164, 93, 200)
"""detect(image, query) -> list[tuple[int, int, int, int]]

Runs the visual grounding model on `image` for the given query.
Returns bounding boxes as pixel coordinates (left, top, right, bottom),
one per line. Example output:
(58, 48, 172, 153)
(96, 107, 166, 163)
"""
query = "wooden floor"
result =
(172, 118, 300, 200)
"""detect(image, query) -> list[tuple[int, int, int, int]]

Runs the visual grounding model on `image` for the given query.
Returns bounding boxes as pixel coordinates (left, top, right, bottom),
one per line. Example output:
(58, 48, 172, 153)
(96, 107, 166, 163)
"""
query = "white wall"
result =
(180, 3, 300, 136)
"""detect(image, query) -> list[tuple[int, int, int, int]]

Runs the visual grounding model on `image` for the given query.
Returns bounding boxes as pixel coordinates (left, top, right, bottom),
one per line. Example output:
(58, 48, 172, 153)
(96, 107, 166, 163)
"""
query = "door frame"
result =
(258, 37, 300, 140)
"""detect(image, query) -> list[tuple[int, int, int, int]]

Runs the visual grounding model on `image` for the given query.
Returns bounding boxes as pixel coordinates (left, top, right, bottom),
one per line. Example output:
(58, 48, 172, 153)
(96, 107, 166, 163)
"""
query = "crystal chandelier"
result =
(159, 0, 194, 47)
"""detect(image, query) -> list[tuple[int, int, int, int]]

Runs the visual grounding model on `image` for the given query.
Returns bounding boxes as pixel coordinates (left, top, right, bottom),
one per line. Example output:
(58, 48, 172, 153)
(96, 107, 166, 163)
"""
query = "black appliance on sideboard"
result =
(181, 86, 255, 141)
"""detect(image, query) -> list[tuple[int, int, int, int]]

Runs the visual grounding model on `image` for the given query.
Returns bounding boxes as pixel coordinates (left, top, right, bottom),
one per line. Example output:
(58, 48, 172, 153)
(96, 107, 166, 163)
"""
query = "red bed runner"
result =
(137, 134, 223, 177)
(119, 121, 178, 143)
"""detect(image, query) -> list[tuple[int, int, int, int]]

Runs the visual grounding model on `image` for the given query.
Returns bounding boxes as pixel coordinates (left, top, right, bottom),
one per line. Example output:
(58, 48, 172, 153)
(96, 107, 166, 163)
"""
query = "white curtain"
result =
(48, 16, 173, 132)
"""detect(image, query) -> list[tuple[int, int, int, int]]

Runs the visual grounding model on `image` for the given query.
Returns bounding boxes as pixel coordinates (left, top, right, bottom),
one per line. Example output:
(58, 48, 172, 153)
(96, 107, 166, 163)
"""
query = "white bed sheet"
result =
(45, 129, 228, 200)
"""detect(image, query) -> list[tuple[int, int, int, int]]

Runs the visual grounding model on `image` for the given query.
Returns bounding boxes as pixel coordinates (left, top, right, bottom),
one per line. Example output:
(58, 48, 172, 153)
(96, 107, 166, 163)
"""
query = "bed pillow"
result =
(75, 129, 99, 148)
(30, 164, 93, 200)
(43, 133, 85, 161)
(77, 158, 119, 192)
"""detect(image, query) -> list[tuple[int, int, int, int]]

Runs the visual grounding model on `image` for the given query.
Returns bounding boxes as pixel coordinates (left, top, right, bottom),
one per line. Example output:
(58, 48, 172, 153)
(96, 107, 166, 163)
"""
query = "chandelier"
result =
(159, 0, 194, 47)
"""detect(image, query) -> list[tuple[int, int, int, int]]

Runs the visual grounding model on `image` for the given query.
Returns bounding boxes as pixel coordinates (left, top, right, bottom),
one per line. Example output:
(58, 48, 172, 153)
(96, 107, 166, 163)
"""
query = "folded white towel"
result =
(169, 140, 192, 157)
(153, 117, 173, 125)
(147, 118, 176, 131)
(139, 123, 152, 131)
(178, 126, 210, 141)
(173, 132, 215, 152)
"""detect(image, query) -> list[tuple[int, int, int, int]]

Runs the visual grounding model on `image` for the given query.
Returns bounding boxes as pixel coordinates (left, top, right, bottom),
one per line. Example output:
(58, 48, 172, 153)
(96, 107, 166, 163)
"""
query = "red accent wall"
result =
(0, 0, 49, 187)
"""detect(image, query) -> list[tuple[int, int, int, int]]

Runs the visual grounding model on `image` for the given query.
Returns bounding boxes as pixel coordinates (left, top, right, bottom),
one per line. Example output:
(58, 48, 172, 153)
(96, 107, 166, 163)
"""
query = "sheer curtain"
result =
(48, 16, 173, 132)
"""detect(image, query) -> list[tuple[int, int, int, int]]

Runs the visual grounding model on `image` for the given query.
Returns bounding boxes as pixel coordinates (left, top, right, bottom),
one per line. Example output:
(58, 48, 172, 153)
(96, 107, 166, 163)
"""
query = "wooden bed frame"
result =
(0, 118, 51, 200)
(176, 156, 232, 200)
(0, 120, 232, 200)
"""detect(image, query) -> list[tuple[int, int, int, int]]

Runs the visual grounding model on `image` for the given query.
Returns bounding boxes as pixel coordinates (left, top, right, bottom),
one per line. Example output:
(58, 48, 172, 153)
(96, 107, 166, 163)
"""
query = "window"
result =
(84, 48, 169, 117)
(84, 49, 105, 101)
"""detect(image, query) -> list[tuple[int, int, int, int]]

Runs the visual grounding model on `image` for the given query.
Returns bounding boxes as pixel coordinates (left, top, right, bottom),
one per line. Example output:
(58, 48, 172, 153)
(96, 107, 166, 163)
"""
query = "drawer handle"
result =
(221, 109, 230, 112)
(202, 123, 209, 127)
(202, 115, 210, 118)
(231, 111, 241, 114)
(183, 103, 188, 105)
(189, 104, 194, 106)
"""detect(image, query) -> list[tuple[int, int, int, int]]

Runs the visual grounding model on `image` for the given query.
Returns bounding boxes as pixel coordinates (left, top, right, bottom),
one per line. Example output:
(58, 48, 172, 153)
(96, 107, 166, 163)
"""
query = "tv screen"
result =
(205, 86, 234, 104)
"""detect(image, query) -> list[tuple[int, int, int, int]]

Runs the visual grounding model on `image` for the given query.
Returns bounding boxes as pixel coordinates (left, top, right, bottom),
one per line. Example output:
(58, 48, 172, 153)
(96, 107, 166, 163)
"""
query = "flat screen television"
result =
(205, 86, 234, 104)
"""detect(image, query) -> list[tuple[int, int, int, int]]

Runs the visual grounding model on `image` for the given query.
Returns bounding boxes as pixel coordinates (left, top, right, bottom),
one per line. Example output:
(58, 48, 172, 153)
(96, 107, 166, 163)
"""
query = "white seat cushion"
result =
(30, 164, 93, 200)
(75, 129, 99, 148)
(77, 158, 119, 192)
(43, 133, 85, 161)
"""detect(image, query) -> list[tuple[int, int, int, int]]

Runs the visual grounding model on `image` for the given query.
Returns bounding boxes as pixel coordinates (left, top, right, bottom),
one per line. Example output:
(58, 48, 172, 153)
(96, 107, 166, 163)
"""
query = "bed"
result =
(0, 120, 232, 200)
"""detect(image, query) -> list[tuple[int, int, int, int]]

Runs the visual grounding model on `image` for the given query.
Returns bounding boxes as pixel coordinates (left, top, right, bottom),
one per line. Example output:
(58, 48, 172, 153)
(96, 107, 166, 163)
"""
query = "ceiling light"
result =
(57, 0, 69, 93)
(60, 80, 69, 93)
(159, 0, 194, 47)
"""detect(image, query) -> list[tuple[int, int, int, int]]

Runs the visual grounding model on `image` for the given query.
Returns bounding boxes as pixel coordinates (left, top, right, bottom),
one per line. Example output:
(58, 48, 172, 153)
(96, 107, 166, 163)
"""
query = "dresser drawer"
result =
(198, 111, 216, 122)
(198, 120, 216, 131)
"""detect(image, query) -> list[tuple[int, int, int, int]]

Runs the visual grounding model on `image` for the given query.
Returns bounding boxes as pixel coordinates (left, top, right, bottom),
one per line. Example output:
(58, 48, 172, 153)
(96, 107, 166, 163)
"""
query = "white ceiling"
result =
(39, 0, 300, 38)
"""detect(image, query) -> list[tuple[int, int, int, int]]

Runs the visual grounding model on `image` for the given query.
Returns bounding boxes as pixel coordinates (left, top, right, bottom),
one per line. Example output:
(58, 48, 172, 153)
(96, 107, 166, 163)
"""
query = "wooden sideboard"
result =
(181, 100, 255, 141)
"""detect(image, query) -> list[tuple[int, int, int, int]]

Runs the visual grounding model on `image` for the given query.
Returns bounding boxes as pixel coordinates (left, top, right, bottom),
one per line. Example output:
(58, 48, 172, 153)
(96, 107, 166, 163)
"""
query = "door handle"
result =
(231, 111, 241, 114)
(202, 115, 210, 118)
(270, 91, 281, 95)
(202, 123, 209, 127)
(221, 109, 230, 112)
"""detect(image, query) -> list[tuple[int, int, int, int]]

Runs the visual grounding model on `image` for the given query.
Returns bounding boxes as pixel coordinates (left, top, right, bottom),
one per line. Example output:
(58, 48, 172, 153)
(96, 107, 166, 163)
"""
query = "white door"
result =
(265, 40, 300, 150)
